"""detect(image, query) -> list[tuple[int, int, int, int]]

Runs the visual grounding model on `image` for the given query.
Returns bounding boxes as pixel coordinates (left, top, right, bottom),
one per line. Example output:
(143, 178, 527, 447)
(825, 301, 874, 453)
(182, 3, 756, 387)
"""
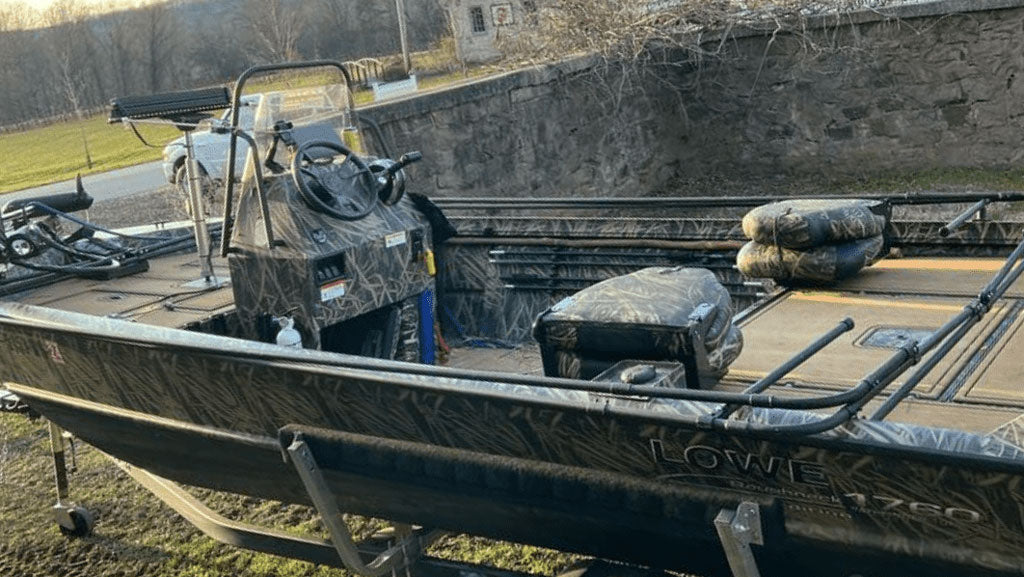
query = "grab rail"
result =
(220, 60, 354, 257)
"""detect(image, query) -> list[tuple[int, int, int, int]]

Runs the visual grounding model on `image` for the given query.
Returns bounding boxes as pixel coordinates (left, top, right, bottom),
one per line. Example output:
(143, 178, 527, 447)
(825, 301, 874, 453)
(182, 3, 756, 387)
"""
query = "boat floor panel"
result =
(730, 290, 1007, 397)
(13, 252, 233, 328)
(444, 345, 544, 375)
(837, 258, 1024, 298)
(960, 313, 1024, 405)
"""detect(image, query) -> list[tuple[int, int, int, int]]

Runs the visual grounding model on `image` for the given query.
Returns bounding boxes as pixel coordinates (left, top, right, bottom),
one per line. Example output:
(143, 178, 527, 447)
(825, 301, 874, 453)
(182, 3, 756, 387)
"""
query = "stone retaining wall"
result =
(367, 0, 1024, 197)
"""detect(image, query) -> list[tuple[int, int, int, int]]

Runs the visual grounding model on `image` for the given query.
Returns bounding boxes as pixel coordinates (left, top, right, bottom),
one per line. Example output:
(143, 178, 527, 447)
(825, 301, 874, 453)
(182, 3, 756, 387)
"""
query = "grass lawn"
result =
(0, 114, 181, 194)
(0, 412, 581, 577)
(0, 60, 494, 196)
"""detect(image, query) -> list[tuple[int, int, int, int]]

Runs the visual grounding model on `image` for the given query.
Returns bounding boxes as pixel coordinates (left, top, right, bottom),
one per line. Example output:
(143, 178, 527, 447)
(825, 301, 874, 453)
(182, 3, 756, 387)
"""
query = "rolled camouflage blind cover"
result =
(736, 235, 885, 284)
(742, 199, 887, 249)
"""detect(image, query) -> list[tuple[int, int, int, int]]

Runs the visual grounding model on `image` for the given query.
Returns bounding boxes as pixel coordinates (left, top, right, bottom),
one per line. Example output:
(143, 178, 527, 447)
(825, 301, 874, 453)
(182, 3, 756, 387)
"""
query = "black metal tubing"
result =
(0, 270, 63, 298)
(433, 191, 1024, 211)
(995, 254, 1024, 299)
(220, 60, 354, 257)
(868, 319, 975, 421)
(1, 191, 93, 221)
(940, 198, 990, 237)
(711, 233, 1024, 435)
(354, 113, 393, 159)
(871, 237, 1024, 420)
(715, 318, 855, 420)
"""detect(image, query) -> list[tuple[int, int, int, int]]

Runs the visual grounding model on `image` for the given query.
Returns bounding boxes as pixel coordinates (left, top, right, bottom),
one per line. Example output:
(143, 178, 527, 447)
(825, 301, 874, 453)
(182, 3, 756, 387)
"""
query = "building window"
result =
(470, 6, 487, 33)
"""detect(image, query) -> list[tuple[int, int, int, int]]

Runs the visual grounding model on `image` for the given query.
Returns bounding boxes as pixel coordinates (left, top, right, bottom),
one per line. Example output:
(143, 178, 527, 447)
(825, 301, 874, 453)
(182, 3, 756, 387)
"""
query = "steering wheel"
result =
(291, 139, 379, 221)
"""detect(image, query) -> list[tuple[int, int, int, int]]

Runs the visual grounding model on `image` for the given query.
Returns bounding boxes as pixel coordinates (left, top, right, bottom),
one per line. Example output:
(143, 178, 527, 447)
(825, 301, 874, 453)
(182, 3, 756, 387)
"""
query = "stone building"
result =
(444, 0, 539, 63)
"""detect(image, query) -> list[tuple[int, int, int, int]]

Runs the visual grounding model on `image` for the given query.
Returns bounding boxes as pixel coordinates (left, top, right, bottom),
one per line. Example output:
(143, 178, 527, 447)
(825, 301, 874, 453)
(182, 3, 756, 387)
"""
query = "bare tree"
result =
(499, 0, 897, 68)
(137, 2, 178, 92)
(0, 2, 34, 30)
(42, 1, 93, 114)
(0, 3, 39, 122)
(240, 0, 308, 63)
(41, 0, 107, 166)
(99, 2, 139, 96)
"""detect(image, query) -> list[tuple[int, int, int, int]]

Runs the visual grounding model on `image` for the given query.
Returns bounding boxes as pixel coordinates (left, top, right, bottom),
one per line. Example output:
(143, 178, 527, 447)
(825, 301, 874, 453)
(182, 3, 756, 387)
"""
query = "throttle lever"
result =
(385, 151, 423, 179)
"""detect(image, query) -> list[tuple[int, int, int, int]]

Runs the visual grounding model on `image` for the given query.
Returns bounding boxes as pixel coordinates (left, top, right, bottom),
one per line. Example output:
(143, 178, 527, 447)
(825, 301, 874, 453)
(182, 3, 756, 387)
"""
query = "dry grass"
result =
(0, 412, 580, 577)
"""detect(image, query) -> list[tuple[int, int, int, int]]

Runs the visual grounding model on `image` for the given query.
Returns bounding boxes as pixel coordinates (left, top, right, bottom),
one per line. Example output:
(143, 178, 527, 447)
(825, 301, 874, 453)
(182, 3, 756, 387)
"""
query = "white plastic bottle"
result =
(275, 316, 303, 348)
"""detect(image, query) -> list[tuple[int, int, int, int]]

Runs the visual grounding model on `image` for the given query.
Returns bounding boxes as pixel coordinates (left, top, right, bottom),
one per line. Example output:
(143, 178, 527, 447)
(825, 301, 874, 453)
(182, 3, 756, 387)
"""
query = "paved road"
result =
(2, 161, 167, 204)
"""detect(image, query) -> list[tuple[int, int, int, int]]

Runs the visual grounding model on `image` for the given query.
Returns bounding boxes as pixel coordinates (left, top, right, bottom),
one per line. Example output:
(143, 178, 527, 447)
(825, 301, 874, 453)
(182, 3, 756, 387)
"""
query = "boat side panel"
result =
(15, 390, 1020, 577)
(3, 311, 1024, 573)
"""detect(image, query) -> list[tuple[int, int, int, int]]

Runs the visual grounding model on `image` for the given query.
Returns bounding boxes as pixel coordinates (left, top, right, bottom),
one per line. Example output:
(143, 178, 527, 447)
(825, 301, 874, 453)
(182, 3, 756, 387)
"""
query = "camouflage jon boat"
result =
(3, 62, 1024, 577)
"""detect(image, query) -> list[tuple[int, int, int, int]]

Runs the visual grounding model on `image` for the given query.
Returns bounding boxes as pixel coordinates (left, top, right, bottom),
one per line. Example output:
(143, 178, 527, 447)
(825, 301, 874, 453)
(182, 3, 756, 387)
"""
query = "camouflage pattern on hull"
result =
(3, 303, 1024, 575)
(447, 215, 748, 241)
(438, 243, 761, 344)
(228, 169, 435, 349)
(893, 219, 1024, 257)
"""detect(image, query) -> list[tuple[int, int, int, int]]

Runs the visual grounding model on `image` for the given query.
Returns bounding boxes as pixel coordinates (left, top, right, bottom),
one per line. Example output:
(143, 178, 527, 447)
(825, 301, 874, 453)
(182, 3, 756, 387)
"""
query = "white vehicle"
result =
(161, 94, 261, 193)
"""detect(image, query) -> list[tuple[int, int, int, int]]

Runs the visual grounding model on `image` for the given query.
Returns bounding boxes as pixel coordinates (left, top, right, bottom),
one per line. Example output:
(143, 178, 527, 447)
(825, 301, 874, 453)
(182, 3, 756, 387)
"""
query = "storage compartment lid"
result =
(534, 267, 734, 351)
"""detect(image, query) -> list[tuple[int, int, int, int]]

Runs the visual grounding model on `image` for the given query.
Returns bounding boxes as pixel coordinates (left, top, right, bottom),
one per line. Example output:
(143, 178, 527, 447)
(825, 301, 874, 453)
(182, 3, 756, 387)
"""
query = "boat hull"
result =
(4, 303, 1024, 576)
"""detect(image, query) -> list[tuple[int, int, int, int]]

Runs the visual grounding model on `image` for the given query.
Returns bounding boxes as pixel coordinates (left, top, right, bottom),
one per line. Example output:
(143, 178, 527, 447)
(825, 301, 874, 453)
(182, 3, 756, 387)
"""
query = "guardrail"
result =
(343, 58, 385, 87)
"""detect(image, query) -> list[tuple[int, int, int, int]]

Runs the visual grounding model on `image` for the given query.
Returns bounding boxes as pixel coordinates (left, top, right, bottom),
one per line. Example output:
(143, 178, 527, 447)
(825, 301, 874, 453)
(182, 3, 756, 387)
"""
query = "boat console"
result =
(226, 121, 432, 356)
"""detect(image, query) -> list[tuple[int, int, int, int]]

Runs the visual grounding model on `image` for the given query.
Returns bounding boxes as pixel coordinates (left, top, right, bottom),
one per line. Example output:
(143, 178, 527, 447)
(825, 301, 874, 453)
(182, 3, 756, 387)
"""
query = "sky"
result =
(0, 0, 159, 26)
(0, 0, 142, 12)
(0, 0, 105, 6)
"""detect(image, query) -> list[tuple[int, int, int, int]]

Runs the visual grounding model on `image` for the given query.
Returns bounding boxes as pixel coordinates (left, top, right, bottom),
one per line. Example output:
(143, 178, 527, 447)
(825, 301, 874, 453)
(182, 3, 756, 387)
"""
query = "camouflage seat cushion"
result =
(736, 235, 885, 284)
(534, 267, 743, 380)
(742, 199, 887, 249)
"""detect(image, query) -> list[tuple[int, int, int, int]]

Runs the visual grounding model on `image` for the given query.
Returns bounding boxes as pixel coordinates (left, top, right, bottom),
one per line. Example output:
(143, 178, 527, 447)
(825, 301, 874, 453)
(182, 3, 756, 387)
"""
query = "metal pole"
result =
(183, 130, 213, 281)
(395, 0, 412, 75)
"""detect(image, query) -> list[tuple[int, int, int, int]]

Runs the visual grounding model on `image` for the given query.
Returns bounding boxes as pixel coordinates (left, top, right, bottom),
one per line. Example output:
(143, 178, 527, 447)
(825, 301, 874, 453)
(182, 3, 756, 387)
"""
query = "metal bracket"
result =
(713, 501, 764, 577)
(287, 434, 445, 577)
(48, 421, 90, 534)
(682, 302, 717, 389)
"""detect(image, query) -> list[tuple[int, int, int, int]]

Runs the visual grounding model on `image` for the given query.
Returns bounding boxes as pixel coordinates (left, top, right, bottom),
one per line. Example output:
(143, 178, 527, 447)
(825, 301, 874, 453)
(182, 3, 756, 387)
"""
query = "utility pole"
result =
(395, 0, 412, 75)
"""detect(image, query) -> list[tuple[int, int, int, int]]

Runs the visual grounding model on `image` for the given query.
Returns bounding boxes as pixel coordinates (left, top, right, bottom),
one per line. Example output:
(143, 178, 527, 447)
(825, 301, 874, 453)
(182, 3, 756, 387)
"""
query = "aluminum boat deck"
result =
(12, 253, 1024, 436)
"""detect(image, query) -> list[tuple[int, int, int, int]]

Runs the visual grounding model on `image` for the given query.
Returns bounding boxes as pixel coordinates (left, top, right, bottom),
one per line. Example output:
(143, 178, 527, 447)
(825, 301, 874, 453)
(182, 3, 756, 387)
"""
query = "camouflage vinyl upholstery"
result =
(736, 235, 885, 284)
(533, 267, 742, 380)
(742, 199, 887, 249)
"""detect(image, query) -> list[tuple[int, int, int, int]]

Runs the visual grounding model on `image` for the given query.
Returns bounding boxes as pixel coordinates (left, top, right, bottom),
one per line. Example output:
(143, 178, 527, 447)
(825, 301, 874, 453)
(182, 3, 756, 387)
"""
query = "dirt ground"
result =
(0, 188, 581, 577)
(0, 412, 579, 577)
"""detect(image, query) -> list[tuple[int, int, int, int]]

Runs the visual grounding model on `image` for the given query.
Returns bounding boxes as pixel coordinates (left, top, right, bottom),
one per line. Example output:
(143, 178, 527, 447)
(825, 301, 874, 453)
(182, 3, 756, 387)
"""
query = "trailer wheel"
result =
(58, 506, 95, 538)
